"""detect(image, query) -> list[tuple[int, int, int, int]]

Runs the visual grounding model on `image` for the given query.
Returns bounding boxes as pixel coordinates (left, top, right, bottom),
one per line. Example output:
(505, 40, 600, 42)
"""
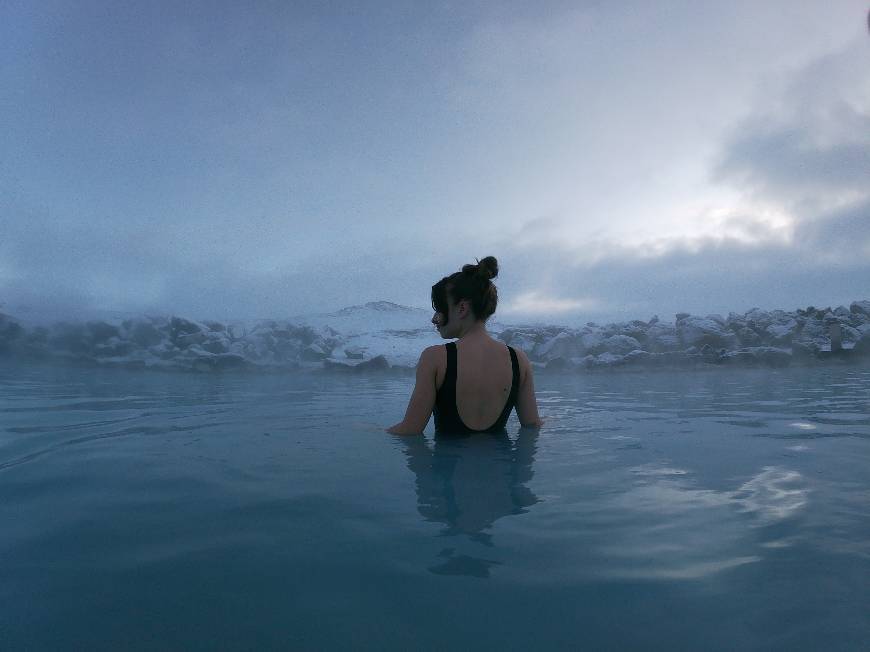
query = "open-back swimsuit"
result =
(433, 341, 520, 434)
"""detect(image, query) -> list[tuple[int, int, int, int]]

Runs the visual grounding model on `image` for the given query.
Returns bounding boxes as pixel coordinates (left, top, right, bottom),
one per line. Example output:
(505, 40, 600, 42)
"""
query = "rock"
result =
(676, 316, 738, 349)
(300, 343, 327, 361)
(344, 346, 366, 360)
(721, 346, 792, 368)
(201, 336, 230, 355)
(506, 331, 539, 357)
(736, 327, 761, 346)
(595, 351, 623, 367)
(175, 331, 207, 349)
(618, 320, 649, 341)
(86, 321, 121, 343)
(850, 300, 870, 317)
(93, 337, 135, 358)
(623, 349, 651, 365)
(744, 308, 773, 330)
(792, 319, 827, 354)
(355, 355, 390, 372)
(645, 323, 680, 352)
(842, 325, 862, 347)
(191, 353, 250, 371)
(601, 334, 642, 355)
(168, 316, 203, 344)
(578, 328, 606, 354)
(853, 332, 870, 356)
(765, 317, 798, 344)
(203, 320, 227, 332)
(544, 356, 574, 372)
(537, 331, 585, 361)
(123, 319, 164, 347)
(0, 313, 24, 353)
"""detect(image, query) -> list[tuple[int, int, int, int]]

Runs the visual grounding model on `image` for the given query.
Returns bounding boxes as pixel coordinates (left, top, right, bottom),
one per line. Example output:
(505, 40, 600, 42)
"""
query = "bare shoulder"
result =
(420, 344, 442, 361)
(508, 344, 533, 384)
(420, 344, 445, 369)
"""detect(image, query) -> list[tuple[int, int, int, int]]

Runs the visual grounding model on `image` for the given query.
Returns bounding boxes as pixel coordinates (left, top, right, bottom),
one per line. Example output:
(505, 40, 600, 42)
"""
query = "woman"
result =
(386, 256, 544, 435)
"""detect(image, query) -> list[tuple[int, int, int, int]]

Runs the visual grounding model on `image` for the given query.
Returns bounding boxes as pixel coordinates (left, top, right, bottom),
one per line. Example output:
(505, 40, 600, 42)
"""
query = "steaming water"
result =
(2, 362, 869, 650)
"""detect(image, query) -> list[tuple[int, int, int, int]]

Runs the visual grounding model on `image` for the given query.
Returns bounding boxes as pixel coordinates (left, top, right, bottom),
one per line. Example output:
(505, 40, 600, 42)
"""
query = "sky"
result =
(1, 0, 868, 326)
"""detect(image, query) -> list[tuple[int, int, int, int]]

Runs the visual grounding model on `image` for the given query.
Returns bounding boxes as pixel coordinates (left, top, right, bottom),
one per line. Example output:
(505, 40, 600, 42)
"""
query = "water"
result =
(1, 362, 869, 650)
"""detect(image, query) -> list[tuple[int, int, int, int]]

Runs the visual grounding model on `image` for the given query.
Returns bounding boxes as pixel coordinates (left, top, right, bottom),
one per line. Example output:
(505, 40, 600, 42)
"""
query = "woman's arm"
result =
(386, 346, 438, 435)
(514, 348, 545, 428)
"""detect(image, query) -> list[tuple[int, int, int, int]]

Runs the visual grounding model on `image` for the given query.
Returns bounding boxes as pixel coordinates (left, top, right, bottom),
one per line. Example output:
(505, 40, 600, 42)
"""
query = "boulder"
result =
(201, 336, 231, 355)
(721, 346, 792, 368)
(123, 318, 164, 348)
(592, 352, 625, 367)
(736, 327, 761, 346)
(344, 346, 366, 360)
(601, 334, 642, 355)
(853, 332, 870, 356)
(676, 316, 738, 349)
(573, 327, 604, 355)
(792, 319, 827, 354)
(354, 354, 390, 372)
(536, 330, 585, 361)
(300, 343, 328, 361)
(0, 313, 24, 353)
(645, 323, 680, 352)
(744, 308, 773, 330)
(168, 316, 203, 344)
(849, 300, 870, 317)
(544, 356, 575, 372)
(765, 317, 799, 344)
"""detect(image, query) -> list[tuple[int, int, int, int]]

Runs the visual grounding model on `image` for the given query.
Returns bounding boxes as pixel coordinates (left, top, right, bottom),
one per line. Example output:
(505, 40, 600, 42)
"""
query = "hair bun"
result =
(461, 256, 498, 281)
(477, 256, 498, 281)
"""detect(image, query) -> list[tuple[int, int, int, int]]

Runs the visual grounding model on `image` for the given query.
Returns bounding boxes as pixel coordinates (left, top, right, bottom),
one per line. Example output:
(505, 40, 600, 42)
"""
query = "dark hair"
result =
(431, 256, 499, 323)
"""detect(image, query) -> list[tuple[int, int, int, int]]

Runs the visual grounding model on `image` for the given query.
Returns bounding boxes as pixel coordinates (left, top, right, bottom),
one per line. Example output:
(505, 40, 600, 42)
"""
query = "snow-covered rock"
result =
(601, 334, 642, 355)
(535, 330, 585, 362)
(676, 316, 738, 349)
(851, 301, 870, 317)
(644, 323, 680, 352)
(765, 317, 799, 344)
(1, 298, 869, 373)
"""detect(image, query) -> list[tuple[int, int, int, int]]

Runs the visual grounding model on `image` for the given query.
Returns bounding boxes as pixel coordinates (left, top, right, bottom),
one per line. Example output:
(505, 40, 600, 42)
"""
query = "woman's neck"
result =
(456, 320, 489, 341)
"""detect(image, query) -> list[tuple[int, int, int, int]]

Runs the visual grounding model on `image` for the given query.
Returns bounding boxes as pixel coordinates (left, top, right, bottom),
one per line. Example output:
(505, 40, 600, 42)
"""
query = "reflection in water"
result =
(397, 429, 540, 578)
(595, 464, 810, 580)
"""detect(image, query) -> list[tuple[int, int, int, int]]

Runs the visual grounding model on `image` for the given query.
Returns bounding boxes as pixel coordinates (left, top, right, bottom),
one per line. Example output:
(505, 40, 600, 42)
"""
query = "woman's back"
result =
(433, 336, 534, 433)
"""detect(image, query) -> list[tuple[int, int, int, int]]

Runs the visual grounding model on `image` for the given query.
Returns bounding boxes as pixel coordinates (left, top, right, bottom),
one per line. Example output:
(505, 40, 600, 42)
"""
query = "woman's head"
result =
(431, 256, 499, 334)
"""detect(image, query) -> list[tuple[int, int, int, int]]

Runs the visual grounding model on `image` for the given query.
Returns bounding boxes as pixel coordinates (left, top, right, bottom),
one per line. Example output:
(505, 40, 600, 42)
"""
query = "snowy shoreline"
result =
(1, 300, 869, 374)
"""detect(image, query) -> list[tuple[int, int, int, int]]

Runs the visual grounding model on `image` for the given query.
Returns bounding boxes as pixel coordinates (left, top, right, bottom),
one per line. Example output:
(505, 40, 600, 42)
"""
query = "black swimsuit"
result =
(433, 341, 520, 434)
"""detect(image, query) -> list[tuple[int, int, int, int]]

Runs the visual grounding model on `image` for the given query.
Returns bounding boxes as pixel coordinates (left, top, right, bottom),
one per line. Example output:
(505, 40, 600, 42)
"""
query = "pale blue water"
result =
(1, 362, 869, 650)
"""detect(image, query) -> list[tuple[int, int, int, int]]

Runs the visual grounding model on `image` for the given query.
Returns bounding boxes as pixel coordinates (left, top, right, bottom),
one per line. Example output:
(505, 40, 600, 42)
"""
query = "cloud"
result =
(714, 40, 870, 205)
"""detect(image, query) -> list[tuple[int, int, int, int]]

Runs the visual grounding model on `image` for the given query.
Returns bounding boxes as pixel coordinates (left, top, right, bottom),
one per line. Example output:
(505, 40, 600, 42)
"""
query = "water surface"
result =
(2, 363, 869, 650)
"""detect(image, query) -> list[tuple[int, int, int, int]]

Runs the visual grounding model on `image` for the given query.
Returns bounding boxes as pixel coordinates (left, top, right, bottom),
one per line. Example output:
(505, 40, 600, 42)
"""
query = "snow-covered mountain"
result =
(288, 301, 436, 334)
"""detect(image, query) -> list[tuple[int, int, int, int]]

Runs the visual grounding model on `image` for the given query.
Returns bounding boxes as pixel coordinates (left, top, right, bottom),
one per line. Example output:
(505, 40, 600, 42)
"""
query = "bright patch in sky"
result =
(503, 291, 602, 316)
